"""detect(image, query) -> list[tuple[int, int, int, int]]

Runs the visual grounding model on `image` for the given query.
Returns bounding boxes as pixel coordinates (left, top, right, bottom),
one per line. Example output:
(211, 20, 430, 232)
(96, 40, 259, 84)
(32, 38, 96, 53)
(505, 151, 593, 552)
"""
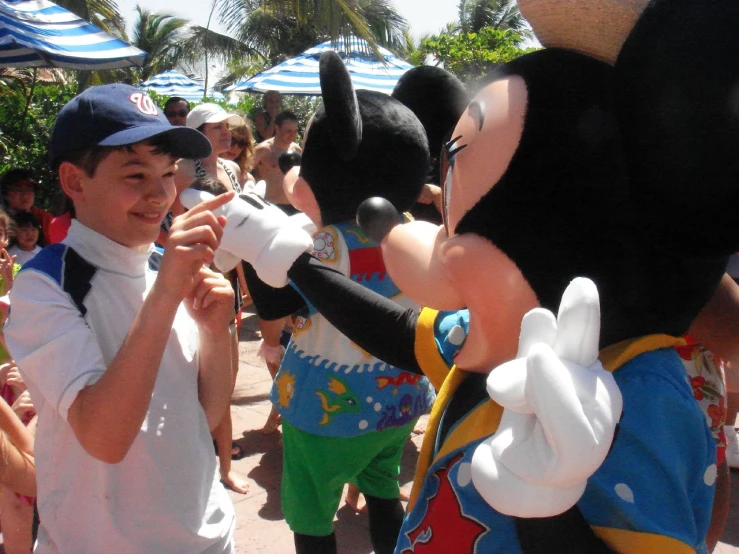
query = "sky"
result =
(115, 0, 460, 41)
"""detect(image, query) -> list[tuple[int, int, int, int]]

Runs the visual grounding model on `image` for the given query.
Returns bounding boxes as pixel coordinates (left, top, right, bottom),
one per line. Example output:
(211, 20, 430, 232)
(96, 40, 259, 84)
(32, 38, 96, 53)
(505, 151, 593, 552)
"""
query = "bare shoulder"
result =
(254, 140, 272, 159)
(221, 158, 239, 172)
(254, 140, 272, 153)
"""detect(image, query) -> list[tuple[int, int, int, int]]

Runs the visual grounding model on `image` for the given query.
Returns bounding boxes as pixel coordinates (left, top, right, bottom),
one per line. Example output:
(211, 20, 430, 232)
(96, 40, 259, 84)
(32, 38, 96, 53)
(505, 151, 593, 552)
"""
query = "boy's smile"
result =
(62, 144, 177, 248)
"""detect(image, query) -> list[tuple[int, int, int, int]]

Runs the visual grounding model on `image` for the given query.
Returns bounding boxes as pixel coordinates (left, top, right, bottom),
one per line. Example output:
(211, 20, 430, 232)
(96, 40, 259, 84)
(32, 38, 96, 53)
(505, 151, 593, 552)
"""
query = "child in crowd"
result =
(0, 170, 53, 246)
(9, 211, 42, 266)
(5, 84, 237, 553)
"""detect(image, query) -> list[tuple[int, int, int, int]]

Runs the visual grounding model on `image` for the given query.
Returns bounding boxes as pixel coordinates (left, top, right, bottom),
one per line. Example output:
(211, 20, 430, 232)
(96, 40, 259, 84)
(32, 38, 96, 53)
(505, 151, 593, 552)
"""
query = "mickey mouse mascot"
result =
(183, 0, 739, 550)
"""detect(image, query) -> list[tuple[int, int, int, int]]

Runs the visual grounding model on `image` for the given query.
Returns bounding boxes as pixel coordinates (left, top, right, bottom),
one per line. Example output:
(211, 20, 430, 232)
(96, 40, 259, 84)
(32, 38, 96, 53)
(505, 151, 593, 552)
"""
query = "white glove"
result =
(471, 277, 622, 518)
(180, 189, 314, 288)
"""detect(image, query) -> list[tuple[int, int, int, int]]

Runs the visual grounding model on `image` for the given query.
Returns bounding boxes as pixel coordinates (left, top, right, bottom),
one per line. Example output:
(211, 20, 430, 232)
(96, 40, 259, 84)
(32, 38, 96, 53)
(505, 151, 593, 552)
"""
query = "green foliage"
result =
(132, 6, 189, 82)
(220, 0, 410, 64)
(420, 27, 537, 85)
(0, 84, 77, 210)
(458, 0, 532, 38)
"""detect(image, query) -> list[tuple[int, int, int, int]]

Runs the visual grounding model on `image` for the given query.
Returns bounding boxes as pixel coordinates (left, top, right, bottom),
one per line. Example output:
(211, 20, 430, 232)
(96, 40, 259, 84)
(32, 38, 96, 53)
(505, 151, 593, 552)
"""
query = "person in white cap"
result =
(176, 104, 244, 195)
(175, 104, 251, 496)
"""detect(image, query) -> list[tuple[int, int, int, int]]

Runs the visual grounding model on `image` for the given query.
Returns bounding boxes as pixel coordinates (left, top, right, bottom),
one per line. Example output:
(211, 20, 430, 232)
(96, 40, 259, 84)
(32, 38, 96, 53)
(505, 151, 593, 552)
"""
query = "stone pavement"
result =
(229, 306, 739, 553)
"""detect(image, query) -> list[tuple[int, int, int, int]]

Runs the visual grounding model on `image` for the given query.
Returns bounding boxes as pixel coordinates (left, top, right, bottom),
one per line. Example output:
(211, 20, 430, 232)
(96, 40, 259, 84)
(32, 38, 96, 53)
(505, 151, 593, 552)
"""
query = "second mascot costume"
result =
(183, 0, 739, 551)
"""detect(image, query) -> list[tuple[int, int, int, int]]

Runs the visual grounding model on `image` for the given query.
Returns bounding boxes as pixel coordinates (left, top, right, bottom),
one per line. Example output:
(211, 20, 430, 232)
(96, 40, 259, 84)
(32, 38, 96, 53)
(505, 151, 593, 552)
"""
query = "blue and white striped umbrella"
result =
(140, 70, 225, 102)
(226, 36, 413, 96)
(0, 0, 145, 69)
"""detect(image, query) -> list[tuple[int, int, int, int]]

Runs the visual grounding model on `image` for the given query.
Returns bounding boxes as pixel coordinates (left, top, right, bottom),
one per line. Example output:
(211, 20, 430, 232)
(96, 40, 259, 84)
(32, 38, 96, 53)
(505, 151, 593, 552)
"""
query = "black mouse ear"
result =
(615, 0, 739, 255)
(319, 50, 362, 161)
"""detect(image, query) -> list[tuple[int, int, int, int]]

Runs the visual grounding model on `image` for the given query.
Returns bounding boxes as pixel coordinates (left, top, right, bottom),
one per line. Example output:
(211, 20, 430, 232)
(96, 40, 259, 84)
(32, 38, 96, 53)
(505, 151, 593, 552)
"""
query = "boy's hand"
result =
(157, 191, 235, 303)
(185, 267, 235, 335)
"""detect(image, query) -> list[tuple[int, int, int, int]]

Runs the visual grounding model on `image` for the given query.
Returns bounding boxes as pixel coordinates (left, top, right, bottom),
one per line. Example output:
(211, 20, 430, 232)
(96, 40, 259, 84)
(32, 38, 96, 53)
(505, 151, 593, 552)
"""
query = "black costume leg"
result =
(293, 532, 337, 554)
(365, 495, 404, 554)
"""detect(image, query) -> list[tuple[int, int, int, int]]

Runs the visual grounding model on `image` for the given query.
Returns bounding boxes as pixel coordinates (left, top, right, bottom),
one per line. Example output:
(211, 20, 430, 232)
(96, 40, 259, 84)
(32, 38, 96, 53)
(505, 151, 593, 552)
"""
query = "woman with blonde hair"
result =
(222, 118, 257, 187)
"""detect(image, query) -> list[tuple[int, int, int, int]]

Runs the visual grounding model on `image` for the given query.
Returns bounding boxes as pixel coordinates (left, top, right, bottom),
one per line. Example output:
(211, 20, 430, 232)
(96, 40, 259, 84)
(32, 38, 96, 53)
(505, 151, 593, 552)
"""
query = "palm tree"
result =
(178, 23, 264, 93)
(131, 6, 189, 82)
(458, 0, 532, 38)
(219, 0, 409, 63)
(55, 0, 126, 37)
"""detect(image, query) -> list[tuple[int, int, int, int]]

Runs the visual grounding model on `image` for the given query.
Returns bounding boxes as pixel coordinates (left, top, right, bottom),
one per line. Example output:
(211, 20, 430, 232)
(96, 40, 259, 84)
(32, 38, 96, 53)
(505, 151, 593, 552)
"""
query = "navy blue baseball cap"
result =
(49, 83, 212, 166)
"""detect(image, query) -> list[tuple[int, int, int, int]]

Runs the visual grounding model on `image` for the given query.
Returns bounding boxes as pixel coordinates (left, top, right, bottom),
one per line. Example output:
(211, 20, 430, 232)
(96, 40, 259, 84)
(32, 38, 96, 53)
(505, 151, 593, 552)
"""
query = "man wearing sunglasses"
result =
(164, 97, 190, 126)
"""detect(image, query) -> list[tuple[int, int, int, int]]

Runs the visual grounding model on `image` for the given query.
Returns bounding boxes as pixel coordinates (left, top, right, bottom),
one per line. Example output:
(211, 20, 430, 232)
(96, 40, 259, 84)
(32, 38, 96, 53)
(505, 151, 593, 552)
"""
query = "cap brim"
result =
(99, 125, 212, 160)
(207, 113, 243, 127)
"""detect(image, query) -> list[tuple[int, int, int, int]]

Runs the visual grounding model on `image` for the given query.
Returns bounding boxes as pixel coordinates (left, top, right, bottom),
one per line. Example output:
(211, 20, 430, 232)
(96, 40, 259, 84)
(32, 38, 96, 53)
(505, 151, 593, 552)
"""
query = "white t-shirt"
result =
(5, 220, 234, 554)
(8, 244, 41, 266)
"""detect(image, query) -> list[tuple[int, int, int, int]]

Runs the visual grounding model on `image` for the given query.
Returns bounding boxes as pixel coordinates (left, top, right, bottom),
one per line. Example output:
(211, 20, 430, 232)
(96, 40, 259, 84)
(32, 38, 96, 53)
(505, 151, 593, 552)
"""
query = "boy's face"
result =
(16, 225, 39, 251)
(62, 144, 177, 248)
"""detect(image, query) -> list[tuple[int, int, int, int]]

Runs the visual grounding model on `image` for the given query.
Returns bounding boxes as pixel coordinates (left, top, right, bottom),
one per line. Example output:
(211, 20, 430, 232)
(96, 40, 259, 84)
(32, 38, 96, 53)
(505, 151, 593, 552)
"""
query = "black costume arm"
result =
(287, 253, 422, 373)
(515, 507, 615, 554)
(242, 261, 306, 320)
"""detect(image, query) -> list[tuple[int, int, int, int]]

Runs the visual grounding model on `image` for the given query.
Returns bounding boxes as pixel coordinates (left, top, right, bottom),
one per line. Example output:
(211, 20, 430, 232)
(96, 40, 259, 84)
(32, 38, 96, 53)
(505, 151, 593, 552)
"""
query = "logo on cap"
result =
(129, 93, 158, 116)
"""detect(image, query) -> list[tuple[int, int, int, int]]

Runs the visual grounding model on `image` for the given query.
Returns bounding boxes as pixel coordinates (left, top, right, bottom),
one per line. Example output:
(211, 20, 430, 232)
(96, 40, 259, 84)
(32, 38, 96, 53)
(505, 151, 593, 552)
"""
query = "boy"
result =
(5, 84, 237, 553)
(8, 211, 42, 266)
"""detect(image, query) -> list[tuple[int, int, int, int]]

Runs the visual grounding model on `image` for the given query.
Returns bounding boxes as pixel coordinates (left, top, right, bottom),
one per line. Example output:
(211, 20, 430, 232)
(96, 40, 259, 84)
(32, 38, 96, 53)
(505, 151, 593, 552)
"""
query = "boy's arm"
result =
(57, 193, 234, 464)
(66, 283, 185, 463)
(188, 267, 236, 431)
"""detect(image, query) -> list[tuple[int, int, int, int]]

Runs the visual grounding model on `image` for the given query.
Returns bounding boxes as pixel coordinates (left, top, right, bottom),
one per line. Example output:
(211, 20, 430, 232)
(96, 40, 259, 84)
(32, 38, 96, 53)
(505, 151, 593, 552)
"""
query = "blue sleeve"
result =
(579, 349, 715, 551)
(434, 309, 470, 367)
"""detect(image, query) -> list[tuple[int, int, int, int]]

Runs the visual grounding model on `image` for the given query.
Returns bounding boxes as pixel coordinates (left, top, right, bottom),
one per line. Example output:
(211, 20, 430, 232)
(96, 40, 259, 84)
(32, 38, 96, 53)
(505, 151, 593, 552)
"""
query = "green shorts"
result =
(281, 419, 417, 536)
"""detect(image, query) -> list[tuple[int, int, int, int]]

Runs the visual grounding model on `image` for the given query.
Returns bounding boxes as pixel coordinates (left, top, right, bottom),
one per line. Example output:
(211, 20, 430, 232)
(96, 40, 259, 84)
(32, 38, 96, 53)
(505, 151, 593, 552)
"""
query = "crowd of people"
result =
(0, 35, 738, 551)
(0, 80, 438, 552)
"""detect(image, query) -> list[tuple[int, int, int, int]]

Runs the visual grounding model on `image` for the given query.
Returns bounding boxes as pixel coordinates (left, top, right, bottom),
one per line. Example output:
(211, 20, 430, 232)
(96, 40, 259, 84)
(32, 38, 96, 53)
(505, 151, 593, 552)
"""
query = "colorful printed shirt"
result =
(395, 309, 716, 554)
(677, 335, 727, 465)
(270, 222, 435, 438)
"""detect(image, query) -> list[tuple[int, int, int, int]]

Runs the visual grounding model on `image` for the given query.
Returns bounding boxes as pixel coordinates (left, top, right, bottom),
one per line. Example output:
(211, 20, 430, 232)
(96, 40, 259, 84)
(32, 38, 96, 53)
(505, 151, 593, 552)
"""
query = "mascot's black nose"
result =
(357, 197, 403, 243)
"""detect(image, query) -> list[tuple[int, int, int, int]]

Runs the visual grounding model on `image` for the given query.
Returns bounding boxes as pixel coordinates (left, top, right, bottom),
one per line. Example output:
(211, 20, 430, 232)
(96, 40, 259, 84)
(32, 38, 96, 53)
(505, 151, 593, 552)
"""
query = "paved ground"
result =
(228, 306, 739, 553)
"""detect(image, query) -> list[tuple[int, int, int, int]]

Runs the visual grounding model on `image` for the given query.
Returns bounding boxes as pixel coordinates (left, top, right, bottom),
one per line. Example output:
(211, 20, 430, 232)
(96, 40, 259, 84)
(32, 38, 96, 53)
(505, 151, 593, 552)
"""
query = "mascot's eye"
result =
(441, 135, 466, 236)
(444, 135, 467, 166)
(443, 165, 453, 235)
